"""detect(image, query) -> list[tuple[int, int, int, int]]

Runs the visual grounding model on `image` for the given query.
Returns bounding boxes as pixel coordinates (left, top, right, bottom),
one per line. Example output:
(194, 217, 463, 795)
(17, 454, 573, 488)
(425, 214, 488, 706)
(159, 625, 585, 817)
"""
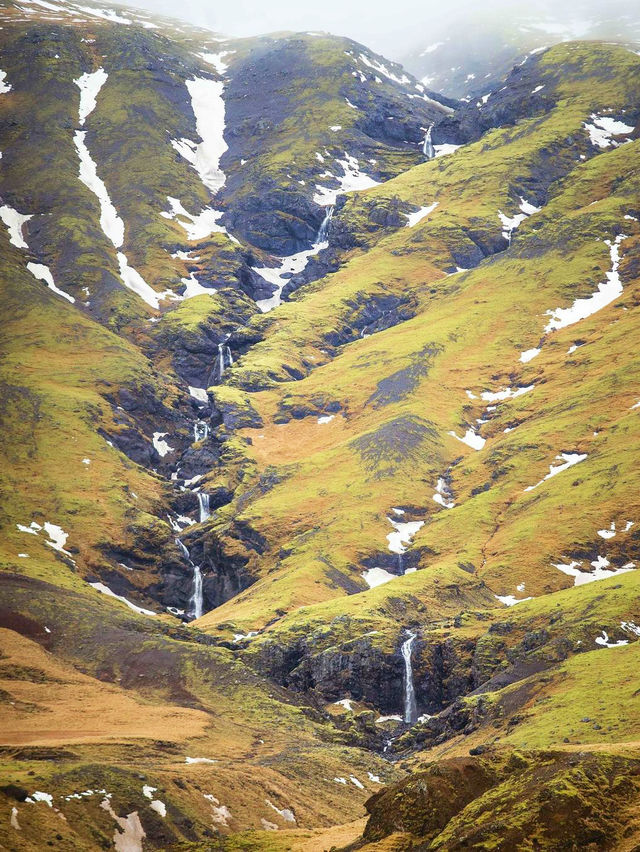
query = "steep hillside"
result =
(1, 0, 640, 849)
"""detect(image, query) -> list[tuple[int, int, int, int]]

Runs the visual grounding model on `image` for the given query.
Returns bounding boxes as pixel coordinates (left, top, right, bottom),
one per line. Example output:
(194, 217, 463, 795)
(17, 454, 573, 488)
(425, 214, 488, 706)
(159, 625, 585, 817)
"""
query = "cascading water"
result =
(190, 565, 203, 619)
(176, 538, 205, 619)
(401, 631, 418, 724)
(176, 537, 190, 560)
(422, 124, 434, 159)
(216, 340, 233, 380)
(315, 205, 334, 245)
(193, 420, 209, 442)
(197, 492, 210, 523)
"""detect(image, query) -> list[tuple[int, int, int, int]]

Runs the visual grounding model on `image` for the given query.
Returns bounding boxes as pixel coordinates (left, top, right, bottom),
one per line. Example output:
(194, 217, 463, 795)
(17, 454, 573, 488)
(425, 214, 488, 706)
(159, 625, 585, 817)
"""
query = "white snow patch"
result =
(495, 594, 534, 606)
(254, 246, 322, 312)
(185, 756, 217, 764)
(554, 560, 634, 585)
(161, 196, 231, 242)
(597, 522, 616, 539)
(448, 428, 485, 450)
(0, 69, 12, 94)
(349, 775, 364, 790)
(152, 432, 174, 457)
(89, 582, 156, 616)
(26, 262, 75, 303)
(0, 205, 32, 248)
(317, 414, 334, 424)
(204, 795, 231, 826)
(481, 385, 534, 402)
(544, 235, 626, 332)
(189, 386, 209, 404)
(524, 452, 587, 491)
(10, 807, 20, 830)
(116, 253, 161, 308)
(185, 78, 227, 195)
(266, 799, 296, 823)
(100, 798, 145, 852)
(199, 50, 234, 75)
(43, 521, 71, 554)
(357, 53, 412, 85)
(375, 714, 403, 723)
(74, 132, 123, 247)
(595, 630, 628, 648)
(334, 777, 347, 784)
(150, 800, 166, 817)
(25, 792, 53, 806)
(181, 272, 216, 300)
(361, 567, 397, 588)
(313, 152, 379, 206)
(405, 201, 438, 227)
(520, 348, 541, 363)
(334, 699, 354, 711)
(433, 143, 462, 158)
(368, 772, 381, 783)
(433, 477, 454, 509)
(74, 68, 107, 125)
(621, 621, 640, 637)
(387, 518, 424, 554)
(584, 114, 634, 149)
(75, 5, 132, 24)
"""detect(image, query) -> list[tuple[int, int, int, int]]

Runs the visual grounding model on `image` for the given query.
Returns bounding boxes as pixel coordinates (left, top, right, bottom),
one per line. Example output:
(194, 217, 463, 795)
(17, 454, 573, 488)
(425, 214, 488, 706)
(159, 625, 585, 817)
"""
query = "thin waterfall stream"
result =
(176, 537, 204, 620)
(422, 124, 434, 159)
(401, 631, 418, 724)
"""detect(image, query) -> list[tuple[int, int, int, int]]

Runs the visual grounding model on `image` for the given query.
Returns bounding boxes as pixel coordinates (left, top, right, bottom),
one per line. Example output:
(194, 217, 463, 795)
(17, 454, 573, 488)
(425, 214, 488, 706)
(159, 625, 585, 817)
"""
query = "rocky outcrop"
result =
(357, 749, 640, 850)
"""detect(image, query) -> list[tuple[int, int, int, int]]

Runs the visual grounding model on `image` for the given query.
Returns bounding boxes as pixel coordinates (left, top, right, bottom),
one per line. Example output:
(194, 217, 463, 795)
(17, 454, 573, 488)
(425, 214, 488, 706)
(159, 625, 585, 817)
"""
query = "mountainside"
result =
(401, 2, 640, 98)
(1, 0, 640, 850)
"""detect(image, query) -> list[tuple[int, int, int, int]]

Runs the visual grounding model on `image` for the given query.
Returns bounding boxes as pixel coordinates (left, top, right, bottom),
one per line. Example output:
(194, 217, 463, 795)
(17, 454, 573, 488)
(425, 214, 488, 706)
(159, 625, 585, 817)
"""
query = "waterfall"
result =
(193, 420, 209, 442)
(216, 341, 233, 380)
(177, 538, 205, 619)
(197, 492, 210, 523)
(315, 205, 334, 245)
(422, 124, 434, 159)
(397, 553, 403, 575)
(401, 631, 418, 724)
(176, 538, 190, 561)
(190, 565, 203, 619)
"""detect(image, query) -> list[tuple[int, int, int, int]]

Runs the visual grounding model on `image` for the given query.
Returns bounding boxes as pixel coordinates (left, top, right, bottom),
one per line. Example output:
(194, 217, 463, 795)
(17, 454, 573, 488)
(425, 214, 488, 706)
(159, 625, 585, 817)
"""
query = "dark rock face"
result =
(219, 35, 456, 256)
(244, 630, 476, 718)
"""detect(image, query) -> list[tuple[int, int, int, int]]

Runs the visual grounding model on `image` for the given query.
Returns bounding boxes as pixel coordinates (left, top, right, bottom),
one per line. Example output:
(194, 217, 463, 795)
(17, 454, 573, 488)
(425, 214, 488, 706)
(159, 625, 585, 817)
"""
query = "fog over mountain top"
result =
(122, 0, 639, 63)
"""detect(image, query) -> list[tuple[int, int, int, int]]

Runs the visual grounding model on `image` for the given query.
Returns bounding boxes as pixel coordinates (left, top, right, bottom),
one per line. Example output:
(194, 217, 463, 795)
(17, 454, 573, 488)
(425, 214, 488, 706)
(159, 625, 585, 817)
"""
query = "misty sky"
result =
(126, 0, 638, 60)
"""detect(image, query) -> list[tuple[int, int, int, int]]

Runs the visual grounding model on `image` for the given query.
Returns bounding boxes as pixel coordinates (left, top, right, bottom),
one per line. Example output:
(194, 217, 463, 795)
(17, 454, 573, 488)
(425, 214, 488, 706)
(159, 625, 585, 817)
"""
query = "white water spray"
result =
(176, 538, 190, 560)
(177, 538, 204, 619)
(193, 420, 209, 442)
(198, 492, 210, 523)
(216, 340, 233, 380)
(315, 205, 334, 245)
(422, 124, 434, 159)
(401, 631, 418, 724)
(190, 565, 204, 619)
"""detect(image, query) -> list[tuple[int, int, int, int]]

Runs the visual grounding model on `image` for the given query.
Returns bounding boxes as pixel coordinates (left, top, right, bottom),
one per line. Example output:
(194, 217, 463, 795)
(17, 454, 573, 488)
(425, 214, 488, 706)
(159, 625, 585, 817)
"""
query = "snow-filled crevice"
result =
(73, 69, 162, 308)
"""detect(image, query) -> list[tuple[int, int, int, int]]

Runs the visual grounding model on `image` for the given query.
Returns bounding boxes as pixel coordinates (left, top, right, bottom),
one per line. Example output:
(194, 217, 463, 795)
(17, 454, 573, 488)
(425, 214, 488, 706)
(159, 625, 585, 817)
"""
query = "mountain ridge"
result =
(1, 0, 640, 848)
